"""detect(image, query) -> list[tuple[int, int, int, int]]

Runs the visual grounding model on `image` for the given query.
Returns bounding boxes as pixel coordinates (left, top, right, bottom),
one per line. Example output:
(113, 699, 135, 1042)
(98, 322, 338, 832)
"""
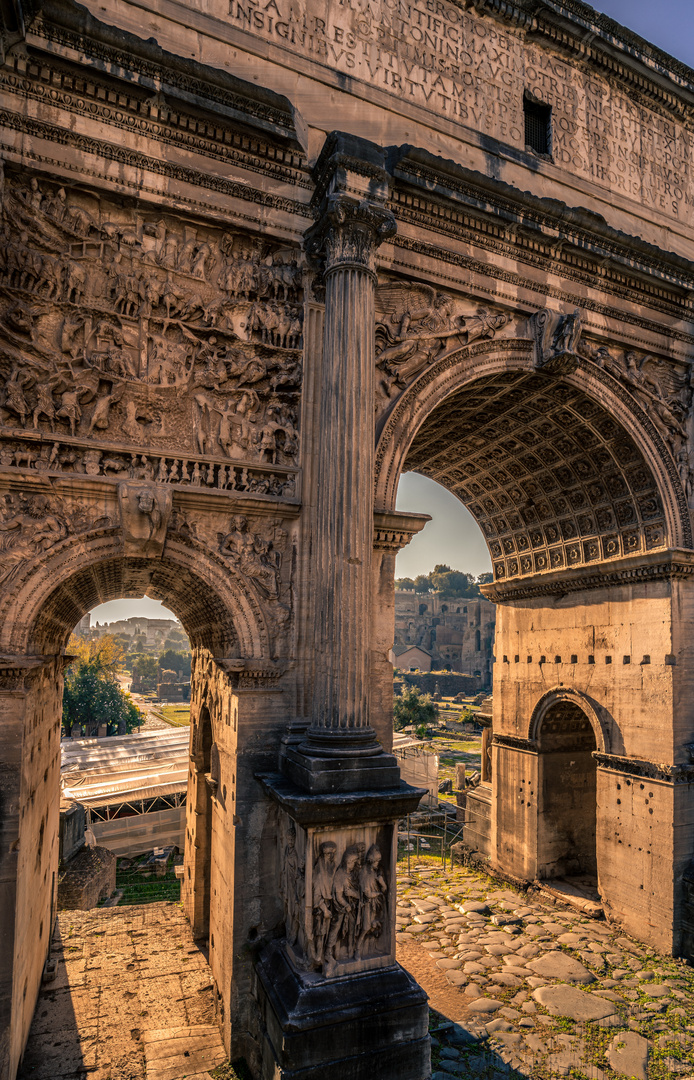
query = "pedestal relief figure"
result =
(310, 841, 336, 969)
(356, 845, 388, 960)
(324, 844, 362, 977)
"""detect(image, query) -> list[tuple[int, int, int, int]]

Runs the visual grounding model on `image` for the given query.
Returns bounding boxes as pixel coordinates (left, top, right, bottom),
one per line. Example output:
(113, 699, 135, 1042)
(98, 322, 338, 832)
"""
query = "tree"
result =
(63, 635, 142, 736)
(68, 633, 126, 675)
(429, 568, 478, 598)
(393, 686, 438, 732)
(395, 577, 416, 590)
(130, 653, 158, 680)
(163, 625, 190, 650)
(158, 649, 191, 679)
(414, 574, 430, 593)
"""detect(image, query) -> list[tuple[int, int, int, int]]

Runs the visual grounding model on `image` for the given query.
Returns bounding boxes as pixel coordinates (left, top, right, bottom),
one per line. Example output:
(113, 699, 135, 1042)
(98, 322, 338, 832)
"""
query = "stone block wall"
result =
(401, 672, 478, 697)
(57, 846, 116, 911)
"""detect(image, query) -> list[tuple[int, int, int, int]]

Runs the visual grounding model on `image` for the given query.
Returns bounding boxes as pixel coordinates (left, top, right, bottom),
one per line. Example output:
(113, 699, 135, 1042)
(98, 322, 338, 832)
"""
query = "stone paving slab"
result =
(19, 904, 222, 1080)
(396, 861, 694, 1079)
(143, 1025, 227, 1080)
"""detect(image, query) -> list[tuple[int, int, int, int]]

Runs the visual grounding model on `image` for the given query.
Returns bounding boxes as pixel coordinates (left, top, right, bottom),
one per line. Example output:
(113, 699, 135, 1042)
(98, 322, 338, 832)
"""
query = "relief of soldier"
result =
(298, 835, 390, 978)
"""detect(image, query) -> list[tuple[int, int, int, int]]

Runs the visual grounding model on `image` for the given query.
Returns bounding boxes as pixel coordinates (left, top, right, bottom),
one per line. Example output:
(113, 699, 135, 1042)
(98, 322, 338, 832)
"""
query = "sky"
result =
(589, 2, 694, 66)
(87, 0, 691, 620)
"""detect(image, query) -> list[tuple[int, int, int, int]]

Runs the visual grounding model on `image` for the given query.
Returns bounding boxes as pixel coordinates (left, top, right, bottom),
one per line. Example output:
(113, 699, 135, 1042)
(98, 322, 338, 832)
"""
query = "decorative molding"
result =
(391, 234, 694, 349)
(0, 110, 310, 219)
(0, 59, 310, 189)
(483, 549, 694, 602)
(389, 153, 694, 321)
(29, 1, 304, 143)
(373, 510, 430, 552)
(593, 751, 694, 785)
(493, 734, 537, 753)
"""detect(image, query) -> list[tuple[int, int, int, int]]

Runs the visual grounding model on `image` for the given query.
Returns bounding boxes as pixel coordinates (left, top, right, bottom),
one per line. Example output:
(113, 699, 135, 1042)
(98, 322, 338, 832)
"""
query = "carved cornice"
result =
(0, 109, 309, 219)
(482, 549, 694, 603)
(0, 53, 309, 189)
(28, 0, 305, 147)
(388, 147, 694, 318)
(493, 734, 537, 753)
(373, 510, 431, 552)
(593, 751, 694, 785)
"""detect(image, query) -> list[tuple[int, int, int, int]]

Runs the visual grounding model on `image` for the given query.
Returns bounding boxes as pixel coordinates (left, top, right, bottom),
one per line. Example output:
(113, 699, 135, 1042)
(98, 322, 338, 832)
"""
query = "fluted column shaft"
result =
(304, 191, 395, 753)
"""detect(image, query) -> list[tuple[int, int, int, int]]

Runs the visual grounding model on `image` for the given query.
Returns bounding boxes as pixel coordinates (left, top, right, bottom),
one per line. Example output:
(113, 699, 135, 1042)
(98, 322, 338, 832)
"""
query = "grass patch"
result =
(103, 851, 182, 905)
(159, 705, 190, 727)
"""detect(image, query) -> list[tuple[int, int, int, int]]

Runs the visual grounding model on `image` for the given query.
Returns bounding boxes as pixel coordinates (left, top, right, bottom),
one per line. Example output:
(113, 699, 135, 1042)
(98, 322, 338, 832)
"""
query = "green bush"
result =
(394, 686, 438, 731)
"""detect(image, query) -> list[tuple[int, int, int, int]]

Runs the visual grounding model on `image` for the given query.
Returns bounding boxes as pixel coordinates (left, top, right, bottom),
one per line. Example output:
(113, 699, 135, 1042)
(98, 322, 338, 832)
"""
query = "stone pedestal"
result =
(255, 774, 429, 1080)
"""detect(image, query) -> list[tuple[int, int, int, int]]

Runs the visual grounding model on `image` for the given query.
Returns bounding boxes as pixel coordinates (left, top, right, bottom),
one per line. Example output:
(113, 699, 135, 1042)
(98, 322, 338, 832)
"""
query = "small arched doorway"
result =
(536, 700, 598, 883)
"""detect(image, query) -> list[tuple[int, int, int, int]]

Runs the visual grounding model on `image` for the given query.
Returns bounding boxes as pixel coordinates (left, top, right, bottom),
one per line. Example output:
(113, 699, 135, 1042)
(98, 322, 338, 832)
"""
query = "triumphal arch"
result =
(1, 0, 694, 1075)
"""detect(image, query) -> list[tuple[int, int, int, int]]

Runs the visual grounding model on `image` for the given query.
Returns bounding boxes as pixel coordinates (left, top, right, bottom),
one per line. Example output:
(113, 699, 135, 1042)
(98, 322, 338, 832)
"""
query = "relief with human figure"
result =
(0, 170, 303, 481)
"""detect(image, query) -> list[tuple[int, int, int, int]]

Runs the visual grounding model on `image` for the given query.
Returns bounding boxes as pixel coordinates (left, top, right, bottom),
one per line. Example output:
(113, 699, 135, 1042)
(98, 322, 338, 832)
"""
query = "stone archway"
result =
(373, 337, 690, 949)
(0, 513, 289, 1077)
(535, 698, 599, 884)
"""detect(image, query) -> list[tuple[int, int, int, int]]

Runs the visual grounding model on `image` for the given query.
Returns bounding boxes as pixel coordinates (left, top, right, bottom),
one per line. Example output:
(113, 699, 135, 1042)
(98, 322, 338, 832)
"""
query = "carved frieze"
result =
(0, 432, 297, 498)
(0, 170, 303, 492)
(278, 814, 393, 979)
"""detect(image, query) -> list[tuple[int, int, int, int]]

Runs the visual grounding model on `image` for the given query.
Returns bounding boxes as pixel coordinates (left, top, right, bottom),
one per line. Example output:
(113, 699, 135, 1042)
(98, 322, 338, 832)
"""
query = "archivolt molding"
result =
(527, 687, 610, 755)
(374, 337, 690, 584)
(0, 525, 271, 658)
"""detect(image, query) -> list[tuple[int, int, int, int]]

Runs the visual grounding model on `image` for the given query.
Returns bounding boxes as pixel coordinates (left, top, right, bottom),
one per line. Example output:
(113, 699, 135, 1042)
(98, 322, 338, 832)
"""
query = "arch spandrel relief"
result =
(373, 278, 694, 578)
(0, 169, 303, 499)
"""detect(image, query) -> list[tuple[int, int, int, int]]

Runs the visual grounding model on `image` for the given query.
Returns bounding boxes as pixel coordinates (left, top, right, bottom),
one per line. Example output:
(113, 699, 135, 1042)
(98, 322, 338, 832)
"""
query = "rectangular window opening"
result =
(524, 95, 551, 155)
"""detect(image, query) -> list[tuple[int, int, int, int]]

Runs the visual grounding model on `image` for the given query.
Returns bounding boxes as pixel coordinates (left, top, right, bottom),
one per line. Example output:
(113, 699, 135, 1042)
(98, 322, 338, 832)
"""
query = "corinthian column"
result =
(283, 134, 399, 793)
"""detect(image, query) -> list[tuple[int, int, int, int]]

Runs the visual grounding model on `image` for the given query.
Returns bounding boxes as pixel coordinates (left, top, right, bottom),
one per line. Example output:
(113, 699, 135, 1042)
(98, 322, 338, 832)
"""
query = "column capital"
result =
(305, 132, 396, 277)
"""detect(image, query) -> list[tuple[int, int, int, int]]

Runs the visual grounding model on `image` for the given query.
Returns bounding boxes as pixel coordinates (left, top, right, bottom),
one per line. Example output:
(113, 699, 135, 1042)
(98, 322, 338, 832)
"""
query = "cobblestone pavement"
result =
(20, 903, 217, 1080)
(395, 862, 694, 1080)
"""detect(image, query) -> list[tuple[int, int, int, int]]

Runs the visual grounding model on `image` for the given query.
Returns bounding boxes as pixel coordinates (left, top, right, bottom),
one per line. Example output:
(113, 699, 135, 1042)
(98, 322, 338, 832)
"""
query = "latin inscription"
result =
(226, 0, 694, 219)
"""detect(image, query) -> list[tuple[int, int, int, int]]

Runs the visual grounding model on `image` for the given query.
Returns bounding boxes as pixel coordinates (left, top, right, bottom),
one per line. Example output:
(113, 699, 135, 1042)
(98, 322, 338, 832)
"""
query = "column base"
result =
(254, 941, 430, 1080)
(281, 744, 400, 793)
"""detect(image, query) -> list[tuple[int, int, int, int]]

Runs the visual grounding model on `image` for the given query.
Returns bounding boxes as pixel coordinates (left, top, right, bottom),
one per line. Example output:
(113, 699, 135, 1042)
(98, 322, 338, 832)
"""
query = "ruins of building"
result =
(2, 0, 694, 1077)
(391, 588, 495, 679)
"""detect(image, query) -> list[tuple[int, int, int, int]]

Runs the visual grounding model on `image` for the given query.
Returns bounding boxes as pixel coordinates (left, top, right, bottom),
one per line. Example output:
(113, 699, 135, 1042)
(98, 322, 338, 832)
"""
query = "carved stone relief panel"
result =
(279, 812, 394, 979)
(0, 169, 302, 498)
(0, 487, 115, 590)
(375, 278, 509, 413)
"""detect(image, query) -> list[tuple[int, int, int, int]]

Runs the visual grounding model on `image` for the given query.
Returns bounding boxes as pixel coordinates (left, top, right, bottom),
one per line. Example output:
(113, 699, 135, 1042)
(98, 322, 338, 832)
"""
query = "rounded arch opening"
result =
(377, 347, 686, 581)
(0, 534, 270, 660)
(534, 696, 599, 884)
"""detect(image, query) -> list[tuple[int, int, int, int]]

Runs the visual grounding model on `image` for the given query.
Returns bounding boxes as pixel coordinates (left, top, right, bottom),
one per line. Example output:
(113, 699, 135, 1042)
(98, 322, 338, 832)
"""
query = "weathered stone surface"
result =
(532, 986, 619, 1021)
(527, 952, 596, 984)
(607, 1031, 649, 1080)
